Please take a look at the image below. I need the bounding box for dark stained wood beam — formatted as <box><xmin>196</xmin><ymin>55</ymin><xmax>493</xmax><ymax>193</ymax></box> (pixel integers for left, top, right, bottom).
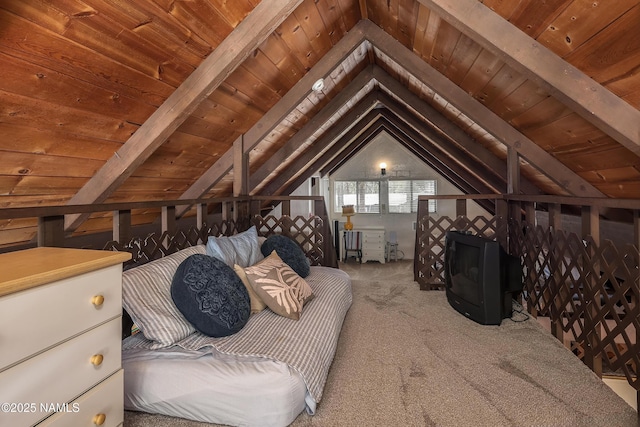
<box><xmin>321</xmin><ymin>120</ymin><xmax>387</xmax><ymax>177</ymax></box>
<box><xmin>233</xmin><ymin>135</ymin><xmax>249</xmax><ymax>196</ymax></box>
<box><xmin>360</xmin><ymin>20</ymin><xmax>605</xmax><ymax>197</ymax></box>
<box><xmin>65</xmin><ymin>0</ymin><xmax>304</xmax><ymax>231</ymax></box>
<box><xmin>315</xmin><ymin>109</ymin><xmax>387</xmax><ymax>177</ymax></box>
<box><xmin>174</xmin><ymin>20</ymin><xmax>372</xmax><ymax>215</ymax></box>
<box><xmin>257</xmin><ymin>94</ymin><xmax>383</xmax><ymax>195</ymax></box>
<box><xmin>418</xmin><ymin>0</ymin><xmax>640</xmax><ymax>155</ymax></box>
<box><xmin>372</xmin><ymin>67</ymin><xmax>508</xmax><ymax>180</ymax></box>
<box><xmin>260</xmin><ymin>91</ymin><xmax>499</xmax><ymax>203</ymax></box>
<box><xmin>249</xmin><ymin>66</ymin><xmax>375</xmax><ymax>191</ymax></box>
<box><xmin>275</xmin><ymin>114</ymin><xmax>499</xmax><ymax>214</ymax></box>
<box><xmin>371</xmin><ymin>66</ymin><xmax>542</xmax><ymax>195</ymax></box>
<box><xmin>378</xmin><ymin>118</ymin><xmax>500</xmax><ymax>206</ymax></box>
<box><xmin>375</xmin><ymin>107</ymin><xmax>504</xmax><ymax>193</ymax></box>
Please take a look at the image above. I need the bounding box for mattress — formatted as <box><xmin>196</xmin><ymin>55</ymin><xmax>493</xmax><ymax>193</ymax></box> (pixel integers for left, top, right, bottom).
<box><xmin>123</xmin><ymin>345</ymin><xmax>313</xmax><ymax>427</ymax></box>
<box><xmin>122</xmin><ymin>266</ymin><xmax>352</xmax><ymax>426</ymax></box>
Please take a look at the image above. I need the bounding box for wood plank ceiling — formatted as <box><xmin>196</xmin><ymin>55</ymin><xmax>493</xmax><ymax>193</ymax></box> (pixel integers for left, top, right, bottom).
<box><xmin>0</xmin><ymin>0</ymin><xmax>639</xmax><ymax>245</ymax></box>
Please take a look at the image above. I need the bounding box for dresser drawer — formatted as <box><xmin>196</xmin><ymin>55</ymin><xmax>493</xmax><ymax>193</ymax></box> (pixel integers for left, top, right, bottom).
<box><xmin>0</xmin><ymin>264</ymin><xmax>122</xmax><ymax>371</ymax></box>
<box><xmin>362</xmin><ymin>231</ymin><xmax>385</xmax><ymax>242</ymax></box>
<box><xmin>362</xmin><ymin>249</ymin><xmax>385</xmax><ymax>258</ymax></box>
<box><xmin>0</xmin><ymin>319</ymin><xmax>121</xmax><ymax>427</ymax></box>
<box><xmin>39</xmin><ymin>369</ymin><xmax>124</xmax><ymax>427</ymax></box>
<box><xmin>363</xmin><ymin>242</ymin><xmax>385</xmax><ymax>251</ymax></box>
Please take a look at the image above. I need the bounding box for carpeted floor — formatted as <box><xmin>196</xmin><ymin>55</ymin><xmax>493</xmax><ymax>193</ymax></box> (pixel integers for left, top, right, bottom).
<box><xmin>125</xmin><ymin>260</ymin><xmax>637</xmax><ymax>427</ymax></box>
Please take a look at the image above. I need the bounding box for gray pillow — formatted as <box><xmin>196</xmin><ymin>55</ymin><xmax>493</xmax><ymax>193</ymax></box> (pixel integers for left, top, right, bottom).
<box><xmin>171</xmin><ymin>254</ymin><xmax>250</xmax><ymax>337</ymax></box>
<box><xmin>261</xmin><ymin>234</ymin><xmax>310</xmax><ymax>278</ymax></box>
<box><xmin>206</xmin><ymin>226</ymin><xmax>263</xmax><ymax>268</ymax></box>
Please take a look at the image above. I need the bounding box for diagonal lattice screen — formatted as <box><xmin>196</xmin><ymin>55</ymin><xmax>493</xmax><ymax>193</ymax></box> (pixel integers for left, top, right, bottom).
<box><xmin>415</xmin><ymin>202</ymin><xmax>640</xmax><ymax>391</ymax></box>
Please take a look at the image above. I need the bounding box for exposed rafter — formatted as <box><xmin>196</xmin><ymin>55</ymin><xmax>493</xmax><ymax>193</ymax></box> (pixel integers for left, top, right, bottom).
<box><xmin>175</xmin><ymin>24</ymin><xmax>371</xmax><ymax>216</ymax></box>
<box><xmin>64</xmin><ymin>0</ymin><xmax>304</xmax><ymax>231</ymax></box>
<box><xmin>67</xmin><ymin>8</ymin><xmax>622</xmax><ymax>231</ymax></box>
<box><xmin>371</xmin><ymin>67</ymin><xmax>542</xmax><ymax>196</ymax></box>
<box><xmin>249</xmin><ymin>66</ymin><xmax>375</xmax><ymax>192</ymax></box>
<box><xmin>362</xmin><ymin>20</ymin><xmax>605</xmax><ymax>197</ymax></box>
<box><xmin>418</xmin><ymin>0</ymin><xmax>640</xmax><ymax>154</ymax></box>
<box><xmin>254</xmin><ymin>21</ymin><xmax>604</xmax><ymax>200</ymax></box>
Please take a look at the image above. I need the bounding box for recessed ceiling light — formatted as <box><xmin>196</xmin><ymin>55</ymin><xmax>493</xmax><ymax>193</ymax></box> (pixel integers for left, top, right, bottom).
<box><xmin>312</xmin><ymin>79</ymin><xmax>324</xmax><ymax>92</ymax></box>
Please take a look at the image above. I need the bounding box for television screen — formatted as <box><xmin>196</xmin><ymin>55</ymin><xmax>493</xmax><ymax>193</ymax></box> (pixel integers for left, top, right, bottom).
<box><xmin>448</xmin><ymin>243</ymin><xmax>481</xmax><ymax>306</ymax></box>
<box><xmin>444</xmin><ymin>230</ymin><xmax>522</xmax><ymax>325</ymax></box>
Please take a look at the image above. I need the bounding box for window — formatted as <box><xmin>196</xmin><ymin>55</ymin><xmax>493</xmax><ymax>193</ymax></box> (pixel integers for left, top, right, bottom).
<box><xmin>388</xmin><ymin>179</ymin><xmax>437</xmax><ymax>213</ymax></box>
<box><xmin>334</xmin><ymin>180</ymin><xmax>380</xmax><ymax>213</ymax></box>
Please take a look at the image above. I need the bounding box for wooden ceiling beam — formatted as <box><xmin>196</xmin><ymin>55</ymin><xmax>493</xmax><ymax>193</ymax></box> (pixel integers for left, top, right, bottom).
<box><xmin>375</xmin><ymin>106</ymin><xmax>504</xmax><ymax>194</ymax></box>
<box><xmin>265</xmin><ymin>96</ymin><xmax>498</xmax><ymax>205</ymax></box>
<box><xmin>275</xmin><ymin>113</ymin><xmax>498</xmax><ymax>214</ymax></box>
<box><xmin>256</xmin><ymin>93</ymin><xmax>382</xmax><ymax>196</ymax></box>
<box><xmin>361</xmin><ymin>20</ymin><xmax>605</xmax><ymax>197</ymax></box>
<box><xmin>175</xmin><ymin>20</ymin><xmax>372</xmax><ymax>216</ymax></box>
<box><xmin>249</xmin><ymin>66</ymin><xmax>375</xmax><ymax>191</ymax></box>
<box><xmin>64</xmin><ymin>0</ymin><xmax>304</xmax><ymax>231</ymax></box>
<box><xmin>320</xmin><ymin>119</ymin><xmax>387</xmax><ymax>177</ymax></box>
<box><xmin>270</xmin><ymin>121</ymin><xmax>390</xmax><ymax>204</ymax></box>
<box><xmin>418</xmin><ymin>0</ymin><xmax>640</xmax><ymax>155</ymax></box>
<box><xmin>371</xmin><ymin>66</ymin><xmax>542</xmax><ymax>195</ymax></box>
<box><xmin>312</xmin><ymin>108</ymin><xmax>389</xmax><ymax>178</ymax></box>
<box><xmin>377</xmin><ymin>116</ymin><xmax>500</xmax><ymax>204</ymax></box>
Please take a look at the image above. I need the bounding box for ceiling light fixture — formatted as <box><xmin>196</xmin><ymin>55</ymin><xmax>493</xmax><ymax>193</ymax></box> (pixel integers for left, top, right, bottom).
<box><xmin>312</xmin><ymin>79</ymin><xmax>325</xmax><ymax>93</ymax></box>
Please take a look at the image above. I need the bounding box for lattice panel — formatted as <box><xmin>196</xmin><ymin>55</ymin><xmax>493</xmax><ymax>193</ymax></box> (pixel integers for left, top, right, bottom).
<box><xmin>414</xmin><ymin>202</ymin><xmax>640</xmax><ymax>391</ymax></box>
<box><xmin>104</xmin><ymin>219</ymin><xmax>246</xmax><ymax>268</ymax></box>
<box><xmin>414</xmin><ymin>214</ymin><xmax>505</xmax><ymax>290</ymax></box>
<box><xmin>252</xmin><ymin>215</ymin><xmax>327</xmax><ymax>266</ymax></box>
<box><xmin>105</xmin><ymin>215</ymin><xmax>332</xmax><ymax>269</ymax></box>
<box><xmin>511</xmin><ymin>220</ymin><xmax>640</xmax><ymax>389</ymax></box>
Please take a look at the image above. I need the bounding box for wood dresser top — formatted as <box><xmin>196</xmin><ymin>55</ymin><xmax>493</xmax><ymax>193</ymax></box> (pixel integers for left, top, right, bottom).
<box><xmin>0</xmin><ymin>247</ymin><xmax>131</xmax><ymax>297</ymax></box>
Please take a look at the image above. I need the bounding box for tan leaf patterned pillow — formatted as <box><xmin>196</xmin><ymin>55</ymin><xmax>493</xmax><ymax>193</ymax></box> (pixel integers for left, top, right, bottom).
<box><xmin>243</xmin><ymin>250</ymin><xmax>314</xmax><ymax>320</ymax></box>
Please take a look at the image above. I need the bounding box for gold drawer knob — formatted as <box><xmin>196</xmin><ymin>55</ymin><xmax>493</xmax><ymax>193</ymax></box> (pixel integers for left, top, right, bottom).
<box><xmin>92</xmin><ymin>413</ymin><xmax>106</xmax><ymax>425</ymax></box>
<box><xmin>91</xmin><ymin>295</ymin><xmax>105</xmax><ymax>307</ymax></box>
<box><xmin>90</xmin><ymin>354</ymin><xmax>104</xmax><ymax>366</ymax></box>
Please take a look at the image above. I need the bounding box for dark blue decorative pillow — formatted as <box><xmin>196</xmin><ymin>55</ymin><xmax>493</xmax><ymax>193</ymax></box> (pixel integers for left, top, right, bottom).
<box><xmin>171</xmin><ymin>254</ymin><xmax>250</xmax><ymax>338</ymax></box>
<box><xmin>261</xmin><ymin>235</ymin><xmax>310</xmax><ymax>278</ymax></box>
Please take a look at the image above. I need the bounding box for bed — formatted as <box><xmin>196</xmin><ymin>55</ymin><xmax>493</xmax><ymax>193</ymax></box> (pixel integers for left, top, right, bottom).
<box><xmin>120</xmin><ymin>234</ymin><xmax>352</xmax><ymax>427</ymax></box>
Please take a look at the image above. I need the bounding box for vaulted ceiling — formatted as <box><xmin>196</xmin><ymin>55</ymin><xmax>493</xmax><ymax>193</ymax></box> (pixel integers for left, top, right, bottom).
<box><xmin>1</xmin><ymin>0</ymin><xmax>639</xmax><ymax>242</ymax></box>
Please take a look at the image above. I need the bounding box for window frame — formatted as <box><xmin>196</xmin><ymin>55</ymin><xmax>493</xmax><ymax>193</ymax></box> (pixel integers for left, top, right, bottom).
<box><xmin>333</xmin><ymin>180</ymin><xmax>381</xmax><ymax>214</ymax></box>
<box><xmin>387</xmin><ymin>179</ymin><xmax>437</xmax><ymax>214</ymax></box>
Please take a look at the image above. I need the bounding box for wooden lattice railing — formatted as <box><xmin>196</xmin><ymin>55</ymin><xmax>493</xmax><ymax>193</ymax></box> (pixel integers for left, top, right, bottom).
<box><xmin>104</xmin><ymin>213</ymin><xmax>333</xmax><ymax>270</ymax></box>
<box><xmin>511</xmin><ymin>219</ymin><xmax>640</xmax><ymax>388</ymax></box>
<box><xmin>414</xmin><ymin>194</ymin><xmax>640</xmax><ymax>400</ymax></box>
<box><xmin>0</xmin><ymin>196</ymin><xmax>337</xmax><ymax>269</ymax></box>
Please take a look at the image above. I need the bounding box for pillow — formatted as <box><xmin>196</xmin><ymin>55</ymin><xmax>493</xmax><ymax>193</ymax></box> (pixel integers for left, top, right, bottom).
<box><xmin>206</xmin><ymin>226</ymin><xmax>262</xmax><ymax>268</ymax></box>
<box><xmin>122</xmin><ymin>245</ymin><xmax>206</xmax><ymax>348</ymax></box>
<box><xmin>244</xmin><ymin>251</ymin><xmax>314</xmax><ymax>320</ymax></box>
<box><xmin>171</xmin><ymin>254</ymin><xmax>250</xmax><ymax>337</ymax></box>
<box><xmin>261</xmin><ymin>234</ymin><xmax>310</xmax><ymax>277</ymax></box>
<box><xmin>234</xmin><ymin>264</ymin><xmax>267</xmax><ymax>314</ymax></box>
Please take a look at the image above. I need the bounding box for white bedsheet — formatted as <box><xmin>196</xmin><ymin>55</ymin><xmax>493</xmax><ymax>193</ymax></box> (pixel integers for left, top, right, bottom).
<box><xmin>123</xmin><ymin>345</ymin><xmax>313</xmax><ymax>427</ymax></box>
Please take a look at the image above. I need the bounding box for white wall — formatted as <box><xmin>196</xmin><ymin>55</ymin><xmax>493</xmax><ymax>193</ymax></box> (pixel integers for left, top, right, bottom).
<box><xmin>282</xmin><ymin>131</ymin><xmax>491</xmax><ymax>260</ymax></box>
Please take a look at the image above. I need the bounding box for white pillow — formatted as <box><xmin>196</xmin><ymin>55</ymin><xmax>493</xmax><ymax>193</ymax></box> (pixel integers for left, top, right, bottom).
<box><xmin>206</xmin><ymin>225</ymin><xmax>263</xmax><ymax>268</ymax></box>
<box><xmin>122</xmin><ymin>245</ymin><xmax>206</xmax><ymax>348</ymax></box>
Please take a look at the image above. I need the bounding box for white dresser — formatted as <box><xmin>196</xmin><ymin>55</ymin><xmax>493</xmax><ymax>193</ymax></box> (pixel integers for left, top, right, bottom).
<box><xmin>360</xmin><ymin>228</ymin><xmax>386</xmax><ymax>264</ymax></box>
<box><xmin>340</xmin><ymin>228</ymin><xmax>386</xmax><ymax>264</ymax></box>
<box><xmin>0</xmin><ymin>247</ymin><xmax>131</xmax><ymax>427</ymax></box>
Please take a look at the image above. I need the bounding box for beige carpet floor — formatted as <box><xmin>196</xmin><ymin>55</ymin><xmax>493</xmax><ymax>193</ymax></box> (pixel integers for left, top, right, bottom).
<box><xmin>125</xmin><ymin>260</ymin><xmax>637</xmax><ymax>427</ymax></box>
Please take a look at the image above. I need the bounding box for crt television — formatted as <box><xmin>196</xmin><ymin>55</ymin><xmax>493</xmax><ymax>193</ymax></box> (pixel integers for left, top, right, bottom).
<box><xmin>444</xmin><ymin>230</ymin><xmax>523</xmax><ymax>325</ymax></box>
